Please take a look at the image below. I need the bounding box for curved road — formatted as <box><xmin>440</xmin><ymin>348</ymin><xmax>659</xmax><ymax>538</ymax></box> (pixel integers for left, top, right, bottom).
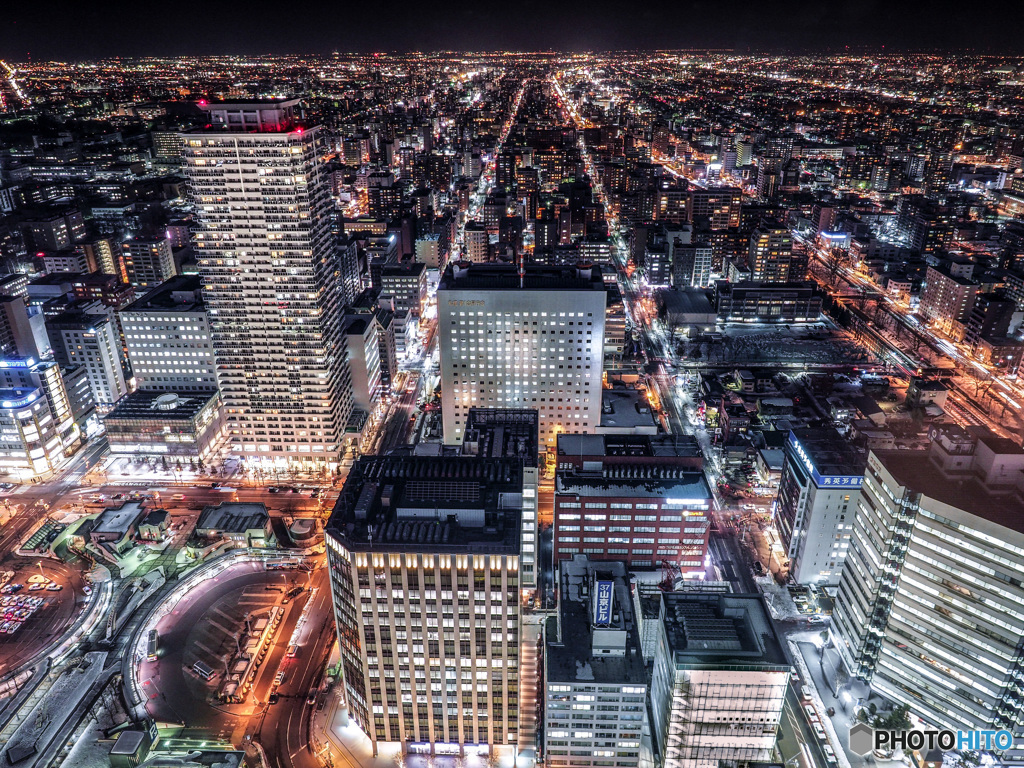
<box><xmin>139</xmin><ymin>561</ymin><xmax>316</xmax><ymax>748</ymax></box>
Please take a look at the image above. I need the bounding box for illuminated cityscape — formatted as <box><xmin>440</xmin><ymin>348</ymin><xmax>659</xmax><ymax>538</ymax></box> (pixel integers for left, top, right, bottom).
<box><xmin>0</xmin><ymin>38</ymin><xmax>1021</xmax><ymax>768</ymax></box>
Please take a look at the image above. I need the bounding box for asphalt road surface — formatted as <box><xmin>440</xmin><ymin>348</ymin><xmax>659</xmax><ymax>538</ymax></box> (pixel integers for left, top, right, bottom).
<box><xmin>141</xmin><ymin>561</ymin><xmax>314</xmax><ymax>746</ymax></box>
<box><xmin>257</xmin><ymin>568</ymin><xmax>335</xmax><ymax>768</ymax></box>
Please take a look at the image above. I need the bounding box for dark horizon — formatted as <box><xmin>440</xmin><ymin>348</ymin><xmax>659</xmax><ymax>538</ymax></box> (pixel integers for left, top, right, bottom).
<box><xmin>3</xmin><ymin>0</ymin><xmax>1024</xmax><ymax>62</ymax></box>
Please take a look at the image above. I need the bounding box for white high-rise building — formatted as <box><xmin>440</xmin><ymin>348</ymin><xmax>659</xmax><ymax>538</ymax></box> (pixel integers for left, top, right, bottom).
<box><xmin>119</xmin><ymin>275</ymin><xmax>217</xmax><ymax>392</ymax></box>
<box><xmin>438</xmin><ymin>263</ymin><xmax>606</xmax><ymax>448</ymax></box>
<box><xmin>46</xmin><ymin>312</ymin><xmax>128</xmax><ymax>412</ymax></box>
<box><xmin>181</xmin><ymin>99</ymin><xmax>354</xmax><ymax>466</ymax></box>
<box><xmin>833</xmin><ymin>425</ymin><xmax>1024</xmax><ymax>751</ymax></box>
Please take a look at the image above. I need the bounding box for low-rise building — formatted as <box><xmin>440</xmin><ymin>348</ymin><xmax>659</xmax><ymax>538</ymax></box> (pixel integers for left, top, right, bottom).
<box><xmin>715</xmin><ymin>281</ymin><xmax>822</xmax><ymax>323</ymax></box>
<box><xmin>102</xmin><ymin>390</ymin><xmax>223</xmax><ymax>459</ymax></box>
<box><xmin>195</xmin><ymin>502</ymin><xmax>275</xmax><ymax>548</ymax></box>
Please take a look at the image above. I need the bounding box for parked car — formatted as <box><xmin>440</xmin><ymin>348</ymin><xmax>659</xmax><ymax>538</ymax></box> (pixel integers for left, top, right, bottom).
<box><xmin>803</xmin><ymin>704</ymin><xmax>818</xmax><ymax>721</ymax></box>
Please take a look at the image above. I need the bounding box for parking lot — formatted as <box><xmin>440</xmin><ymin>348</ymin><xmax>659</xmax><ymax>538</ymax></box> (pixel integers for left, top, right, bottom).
<box><xmin>0</xmin><ymin>560</ymin><xmax>84</xmax><ymax>675</ymax></box>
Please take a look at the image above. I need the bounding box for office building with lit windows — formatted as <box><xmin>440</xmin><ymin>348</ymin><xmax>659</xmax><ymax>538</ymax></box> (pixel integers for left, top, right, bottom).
<box><xmin>650</xmin><ymin>593</ymin><xmax>791</xmax><ymax>768</ymax></box>
<box><xmin>832</xmin><ymin>425</ymin><xmax>1024</xmax><ymax>752</ymax></box>
<box><xmin>181</xmin><ymin>99</ymin><xmax>354</xmax><ymax>466</ymax></box>
<box><xmin>438</xmin><ymin>263</ymin><xmax>606</xmax><ymax>449</ymax></box>
<box><xmin>544</xmin><ymin>556</ymin><xmax>648</xmax><ymax>768</ymax></box>
<box><xmin>46</xmin><ymin>312</ymin><xmax>128</xmax><ymax>411</ymax></box>
<box><xmin>325</xmin><ymin>455</ymin><xmax>524</xmax><ymax>759</ymax></box>
<box><xmin>119</xmin><ymin>275</ymin><xmax>217</xmax><ymax>392</ymax></box>
<box><xmin>776</xmin><ymin>428</ymin><xmax>866</xmax><ymax>586</ymax></box>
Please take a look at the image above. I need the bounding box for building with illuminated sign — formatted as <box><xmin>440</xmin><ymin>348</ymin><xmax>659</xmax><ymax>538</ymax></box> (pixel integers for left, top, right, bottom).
<box><xmin>650</xmin><ymin>593</ymin><xmax>791</xmax><ymax>768</ymax></box>
<box><xmin>0</xmin><ymin>385</ymin><xmax>67</xmax><ymax>479</ymax></box>
<box><xmin>544</xmin><ymin>556</ymin><xmax>648</xmax><ymax>768</ymax></box>
<box><xmin>325</xmin><ymin>454</ymin><xmax>524</xmax><ymax>759</ymax></box>
<box><xmin>776</xmin><ymin>427</ymin><xmax>866</xmax><ymax>586</ymax></box>
<box><xmin>554</xmin><ymin>462</ymin><xmax>712</xmax><ymax>575</ymax></box>
<box><xmin>832</xmin><ymin>425</ymin><xmax>1024</xmax><ymax>746</ymax></box>
<box><xmin>438</xmin><ymin>263</ymin><xmax>606</xmax><ymax>448</ymax></box>
<box><xmin>181</xmin><ymin>99</ymin><xmax>356</xmax><ymax>467</ymax></box>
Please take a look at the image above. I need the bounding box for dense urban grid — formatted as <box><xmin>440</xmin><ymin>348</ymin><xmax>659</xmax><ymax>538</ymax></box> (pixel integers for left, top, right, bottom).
<box><xmin>0</xmin><ymin>50</ymin><xmax>1019</xmax><ymax>768</ymax></box>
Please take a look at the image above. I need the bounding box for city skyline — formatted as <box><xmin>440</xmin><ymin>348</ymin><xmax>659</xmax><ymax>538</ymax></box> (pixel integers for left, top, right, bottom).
<box><xmin>2</xmin><ymin>1</ymin><xmax>1024</xmax><ymax>60</ymax></box>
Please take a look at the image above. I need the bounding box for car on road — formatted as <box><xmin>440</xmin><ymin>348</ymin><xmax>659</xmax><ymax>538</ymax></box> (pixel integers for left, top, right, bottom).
<box><xmin>307</xmin><ymin>689</ymin><xmax>318</xmax><ymax>705</ymax></box>
<box><xmin>83</xmin><ymin>585</ymin><xmax>92</xmax><ymax>595</ymax></box>
<box><xmin>268</xmin><ymin>692</ymin><xmax>280</xmax><ymax>704</ymax></box>
<box><xmin>268</xmin><ymin>487</ymin><xmax>280</xmax><ymax>493</ymax></box>
<box><xmin>273</xmin><ymin>671</ymin><xmax>286</xmax><ymax>686</ymax></box>
<box><xmin>309</xmin><ymin>489</ymin><xmax>320</xmax><ymax>498</ymax></box>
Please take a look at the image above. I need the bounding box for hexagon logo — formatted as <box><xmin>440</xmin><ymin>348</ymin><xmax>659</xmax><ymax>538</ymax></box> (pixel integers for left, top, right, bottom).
<box><xmin>849</xmin><ymin>722</ymin><xmax>875</xmax><ymax>756</ymax></box>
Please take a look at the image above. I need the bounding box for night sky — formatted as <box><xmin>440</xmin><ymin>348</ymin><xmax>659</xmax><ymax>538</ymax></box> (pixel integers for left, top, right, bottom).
<box><xmin>1</xmin><ymin>0</ymin><xmax>1023</xmax><ymax>60</ymax></box>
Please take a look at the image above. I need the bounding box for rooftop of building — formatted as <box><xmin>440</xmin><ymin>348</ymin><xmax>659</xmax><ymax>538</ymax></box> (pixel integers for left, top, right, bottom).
<box><xmin>717</xmin><ymin>280</ymin><xmax>820</xmax><ymax>295</ymax></box>
<box><xmin>121</xmin><ymin>274</ymin><xmax>204</xmax><ymax>314</ymax></box>
<box><xmin>788</xmin><ymin>426</ymin><xmax>867</xmax><ymax>476</ymax></box>
<box><xmin>325</xmin><ymin>455</ymin><xmax>524</xmax><ymax>555</ymax></box>
<box><xmin>546</xmin><ymin>557</ymin><xmax>646</xmax><ymax>685</ymax></box>
<box><xmin>599</xmin><ymin>388</ymin><xmax>659</xmax><ymax>431</ymax></box>
<box><xmin>102</xmin><ymin>390</ymin><xmax>218</xmax><ymax>422</ymax></box>
<box><xmin>439</xmin><ymin>262</ymin><xmax>605</xmax><ymax>293</ymax></box>
<box><xmin>657</xmin><ymin>287</ymin><xmax>716</xmax><ymax>318</ymax></box>
<box><xmin>381</xmin><ymin>261</ymin><xmax>427</xmax><ymax>277</ymax></box>
<box><xmin>556</xmin><ymin>470</ymin><xmax>711</xmax><ymax>499</ymax></box>
<box><xmin>556</xmin><ymin>432</ymin><xmax>702</xmax><ymax>460</ymax></box>
<box><xmin>93</xmin><ymin>501</ymin><xmax>147</xmax><ymax>536</ymax></box>
<box><xmin>462</xmin><ymin>408</ymin><xmax>539</xmax><ymax>467</ymax></box>
<box><xmin>876</xmin><ymin>433</ymin><xmax>1024</xmax><ymax>534</ymax></box>
<box><xmin>660</xmin><ymin>592</ymin><xmax>790</xmax><ymax>669</ymax></box>
<box><xmin>197</xmin><ymin>502</ymin><xmax>269</xmax><ymax>533</ymax></box>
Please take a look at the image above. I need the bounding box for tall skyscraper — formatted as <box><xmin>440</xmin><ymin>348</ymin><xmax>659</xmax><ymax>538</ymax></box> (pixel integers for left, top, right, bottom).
<box><xmin>325</xmin><ymin>455</ymin><xmax>524</xmax><ymax>758</ymax></box>
<box><xmin>181</xmin><ymin>99</ymin><xmax>353</xmax><ymax>466</ymax></box>
<box><xmin>438</xmin><ymin>263</ymin><xmax>606</xmax><ymax>448</ymax></box>
<box><xmin>833</xmin><ymin>425</ymin><xmax>1024</xmax><ymax>744</ymax></box>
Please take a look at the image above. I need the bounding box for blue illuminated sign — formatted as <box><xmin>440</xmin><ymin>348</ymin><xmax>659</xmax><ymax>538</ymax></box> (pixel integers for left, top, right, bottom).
<box><xmin>594</xmin><ymin>581</ymin><xmax>614</xmax><ymax>626</ymax></box>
